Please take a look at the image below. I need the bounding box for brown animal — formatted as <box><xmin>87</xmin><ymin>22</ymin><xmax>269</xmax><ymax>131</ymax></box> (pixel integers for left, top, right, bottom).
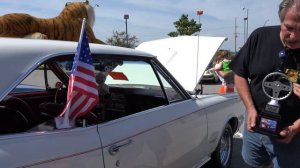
<box><xmin>0</xmin><ymin>1</ymin><xmax>104</xmax><ymax>44</ymax></box>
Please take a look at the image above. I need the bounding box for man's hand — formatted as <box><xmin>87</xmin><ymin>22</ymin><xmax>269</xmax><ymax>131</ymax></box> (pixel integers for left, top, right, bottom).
<box><xmin>234</xmin><ymin>75</ymin><xmax>257</xmax><ymax>132</ymax></box>
<box><xmin>247</xmin><ymin>108</ymin><xmax>257</xmax><ymax>132</ymax></box>
<box><xmin>279</xmin><ymin>119</ymin><xmax>300</xmax><ymax>143</ymax></box>
<box><xmin>293</xmin><ymin>83</ymin><xmax>300</xmax><ymax>98</ymax></box>
<box><xmin>279</xmin><ymin>126</ymin><xmax>296</xmax><ymax>143</ymax></box>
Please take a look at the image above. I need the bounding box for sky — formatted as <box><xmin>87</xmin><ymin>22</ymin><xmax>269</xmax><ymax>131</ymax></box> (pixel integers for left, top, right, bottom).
<box><xmin>0</xmin><ymin>0</ymin><xmax>282</xmax><ymax>52</ymax></box>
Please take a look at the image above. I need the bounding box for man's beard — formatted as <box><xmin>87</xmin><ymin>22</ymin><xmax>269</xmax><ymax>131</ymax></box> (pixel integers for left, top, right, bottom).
<box><xmin>283</xmin><ymin>39</ymin><xmax>300</xmax><ymax>49</ymax></box>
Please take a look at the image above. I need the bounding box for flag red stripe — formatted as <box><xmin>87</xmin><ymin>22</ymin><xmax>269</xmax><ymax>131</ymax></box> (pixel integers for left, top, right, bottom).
<box><xmin>70</xmin><ymin>96</ymin><xmax>90</xmax><ymax>119</ymax></box>
<box><xmin>74</xmin><ymin>76</ymin><xmax>97</xmax><ymax>88</ymax></box>
<box><xmin>70</xmin><ymin>96</ymin><xmax>98</xmax><ymax>119</ymax></box>
<box><xmin>69</xmin><ymin>92</ymin><xmax>82</xmax><ymax>115</ymax></box>
<box><xmin>77</xmin><ymin>66</ymin><xmax>95</xmax><ymax>77</ymax></box>
<box><xmin>78</xmin><ymin>100</ymin><xmax>98</xmax><ymax>118</ymax></box>
<box><xmin>71</xmin><ymin>99</ymin><xmax>98</xmax><ymax>119</ymax></box>
<box><xmin>73</xmin><ymin>86</ymin><xmax>98</xmax><ymax>99</ymax></box>
<box><xmin>70</xmin><ymin>91</ymin><xmax>81</xmax><ymax>107</ymax></box>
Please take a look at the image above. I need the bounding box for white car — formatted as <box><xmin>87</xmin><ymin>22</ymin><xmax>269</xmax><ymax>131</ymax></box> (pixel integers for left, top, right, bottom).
<box><xmin>202</xmin><ymin>66</ymin><xmax>220</xmax><ymax>83</ymax></box>
<box><xmin>0</xmin><ymin>38</ymin><xmax>244</xmax><ymax>168</ymax></box>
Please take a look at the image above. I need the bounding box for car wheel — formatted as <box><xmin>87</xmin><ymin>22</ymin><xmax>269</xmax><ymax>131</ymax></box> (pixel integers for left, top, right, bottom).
<box><xmin>211</xmin><ymin>123</ymin><xmax>233</xmax><ymax>168</ymax></box>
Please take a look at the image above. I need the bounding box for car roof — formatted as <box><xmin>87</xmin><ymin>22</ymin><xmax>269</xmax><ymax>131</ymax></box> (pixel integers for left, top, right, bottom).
<box><xmin>0</xmin><ymin>38</ymin><xmax>154</xmax><ymax>100</ymax></box>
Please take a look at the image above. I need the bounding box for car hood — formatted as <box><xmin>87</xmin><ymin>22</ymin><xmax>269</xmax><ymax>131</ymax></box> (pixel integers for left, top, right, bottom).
<box><xmin>136</xmin><ymin>36</ymin><xmax>226</xmax><ymax>92</ymax></box>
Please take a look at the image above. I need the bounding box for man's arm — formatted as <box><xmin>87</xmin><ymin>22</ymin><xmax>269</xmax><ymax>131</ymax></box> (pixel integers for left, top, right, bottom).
<box><xmin>234</xmin><ymin>74</ymin><xmax>257</xmax><ymax>131</ymax></box>
<box><xmin>217</xmin><ymin>70</ymin><xmax>234</xmax><ymax>78</ymax></box>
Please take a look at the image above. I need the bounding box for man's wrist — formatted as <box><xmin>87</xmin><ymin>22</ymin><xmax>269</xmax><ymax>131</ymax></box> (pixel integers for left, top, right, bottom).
<box><xmin>291</xmin><ymin>119</ymin><xmax>300</xmax><ymax>133</ymax></box>
<box><xmin>246</xmin><ymin>104</ymin><xmax>256</xmax><ymax>113</ymax></box>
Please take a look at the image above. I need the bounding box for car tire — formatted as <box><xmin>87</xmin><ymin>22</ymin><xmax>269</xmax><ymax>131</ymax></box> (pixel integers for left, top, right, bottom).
<box><xmin>211</xmin><ymin>123</ymin><xmax>233</xmax><ymax>168</ymax></box>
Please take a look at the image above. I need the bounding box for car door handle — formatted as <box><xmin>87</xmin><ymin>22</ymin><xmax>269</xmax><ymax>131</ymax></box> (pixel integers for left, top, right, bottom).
<box><xmin>108</xmin><ymin>139</ymin><xmax>133</xmax><ymax>155</ymax></box>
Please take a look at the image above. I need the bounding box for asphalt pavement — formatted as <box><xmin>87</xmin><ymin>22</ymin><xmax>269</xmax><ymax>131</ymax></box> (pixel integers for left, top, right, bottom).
<box><xmin>201</xmin><ymin>81</ymin><xmax>251</xmax><ymax>168</ymax></box>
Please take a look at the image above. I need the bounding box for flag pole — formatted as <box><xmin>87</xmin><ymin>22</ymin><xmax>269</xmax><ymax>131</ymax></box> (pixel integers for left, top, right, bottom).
<box><xmin>55</xmin><ymin>18</ymin><xmax>87</xmax><ymax>129</ymax></box>
<box><xmin>78</xmin><ymin>18</ymin><xmax>87</xmax><ymax>51</ymax></box>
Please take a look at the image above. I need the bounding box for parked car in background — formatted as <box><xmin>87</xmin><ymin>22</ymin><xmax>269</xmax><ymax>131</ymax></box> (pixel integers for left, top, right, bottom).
<box><xmin>0</xmin><ymin>38</ymin><xmax>244</xmax><ymax>168</ymax></box>
<box><xmin>202</xmin><ymin>64</ymin><xmax>220</xmax><ymax>83</ymax></box>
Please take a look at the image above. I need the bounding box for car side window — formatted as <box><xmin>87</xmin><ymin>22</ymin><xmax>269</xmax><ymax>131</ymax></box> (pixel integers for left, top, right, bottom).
<box><xmin>105</xmin><ymin>61</ymin><xmax>161</xmax><ymax>86</ymax></box>
<box><xmin>157</xmin><ymin>72</ymin><xmax>184</xmax><ymax>102</ymax></box>
<box><xmin>93</xmin><ymin>59</ymin><xmax>167</xmax><ymax>121</ymax></box>
<box><xmin>13</xmin><ymin>65</ymin><xmax>62</xmax><ymax>93</ymax></box>
<box><xmin>0</xmin><ymin>55</ymin><xmax>187</xmax><ymax>135</ymax></box>
<box><xmin>0</xmin><ymin>62</ymin><xmax>67</xmax><ymax>135</ymax></box>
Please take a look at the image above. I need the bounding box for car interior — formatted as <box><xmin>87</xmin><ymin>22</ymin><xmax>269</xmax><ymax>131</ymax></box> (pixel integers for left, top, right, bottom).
<box><xmin>0</xmin><ymin>54</ymin><xmax>186</xmax><ymax>135</ymax></box>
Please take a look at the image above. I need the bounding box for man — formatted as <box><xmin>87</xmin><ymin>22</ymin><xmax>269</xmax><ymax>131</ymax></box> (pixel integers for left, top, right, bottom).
<box><xmin>229</xmin><ymin>0</ymin><xmax>300</xmax><ymax>167</ymax></box>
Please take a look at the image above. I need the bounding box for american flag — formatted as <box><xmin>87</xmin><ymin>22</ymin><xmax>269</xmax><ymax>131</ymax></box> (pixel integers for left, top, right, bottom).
<box><xmin>55</xmin><ymin>18</ymin><xmax>99</xmax><ymax>128</ymax></box>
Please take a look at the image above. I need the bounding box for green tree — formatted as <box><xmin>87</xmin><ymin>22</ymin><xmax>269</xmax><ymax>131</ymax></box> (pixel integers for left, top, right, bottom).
<box><xmin>168</xmin><ymin>14</ymin><xmax>201</xmax><ymax>37</ymax></box>
<box><xmin>106</xmin><ymin>31</ymin><xmax>139</xmax><ymax>48</ymax></box>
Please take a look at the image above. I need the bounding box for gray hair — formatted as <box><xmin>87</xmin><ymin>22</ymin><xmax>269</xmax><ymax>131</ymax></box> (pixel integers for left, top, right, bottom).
<box><xmin>279</xmin><ymin>0</ymin><xmax>300</xmax><ymax>22</ymax></box>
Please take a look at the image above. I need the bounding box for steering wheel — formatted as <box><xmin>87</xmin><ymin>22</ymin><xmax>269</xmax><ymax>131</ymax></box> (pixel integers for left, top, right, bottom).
<box><xmin>2</xmin><ymin>96</ymin><xmax>37</xmax><ymax>127</ymax></box>
<box><xmin>53</xmin><ymin>80</ymin><xmax>101</xmax><ymax>124</ymax></box>
<box><xmin>262</xmin><ymin>72</ymin><xmax>293</xmax><ymax>100</ymax></box>
<box><xmin>54</xmin><ymin>80</ymin><xmax>68</xmax><ymax>104</ymax></box>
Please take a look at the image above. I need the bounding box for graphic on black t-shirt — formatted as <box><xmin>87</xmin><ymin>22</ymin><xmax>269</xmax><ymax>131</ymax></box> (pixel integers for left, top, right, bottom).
<box><xmin>285</xmin><ymin>68</ymin><xmax>300</xmax><ymax>83</ymax></box>
<box><xmin>281</xmin><ymin>48</ymin><xmax>300</xmax><ymax>83</ymax></box>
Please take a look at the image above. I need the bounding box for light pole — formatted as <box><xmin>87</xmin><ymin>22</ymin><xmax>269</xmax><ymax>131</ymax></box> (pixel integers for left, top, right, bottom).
<box><xmin>124</xmin><ymin>14</ymin><xmax>129</xmax><ymax>46</ymax></box>
<box><xmin>196</xmin><ymin>10</ymin><xmax>203</xmax><ymax>87</ymax></box>
<box><xmin>235</xmin><ymin>17</ymin><xmax>237</xmax><ymax>53</ymax></box>
<box><xmin>243</xmin><ymin>8</ymin><xmax>248</xmax><ymax>44</ymax></box>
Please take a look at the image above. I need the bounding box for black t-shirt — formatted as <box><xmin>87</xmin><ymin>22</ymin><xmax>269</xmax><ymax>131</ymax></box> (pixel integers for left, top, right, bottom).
<box><xmin>229</xmin><ymin>25</ymin><xmax>300</xmax><ymax>126</ymax></box>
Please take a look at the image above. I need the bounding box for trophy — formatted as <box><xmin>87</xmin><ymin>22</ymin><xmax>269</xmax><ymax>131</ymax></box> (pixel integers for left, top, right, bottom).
<box><xmin>255</xmin><ymin>71</ymin><xmax>293</xmax><ymax>137</ymax></box>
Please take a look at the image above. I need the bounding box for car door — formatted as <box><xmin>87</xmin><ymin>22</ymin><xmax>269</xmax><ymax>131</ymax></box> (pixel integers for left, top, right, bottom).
<box><xmin>0</xmin><ymin>126</ymin><xmax>104</xmax><ymax>168</ymax></box>
<box><xmin>98</xmin><ymin>59</ymin><xmax>208</xmax><ymax>168</ymax></box>
<box><xmin>0</xmin><ymin>56</ymin><xmax>105</xmax><ymax>168</ymax></box>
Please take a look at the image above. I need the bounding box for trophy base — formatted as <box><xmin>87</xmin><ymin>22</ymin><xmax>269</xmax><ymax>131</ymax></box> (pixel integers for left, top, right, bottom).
<box><xmin>254</xmin><ymin>114</ymin><xmax>282</xmax><ymax>138</ymax></box>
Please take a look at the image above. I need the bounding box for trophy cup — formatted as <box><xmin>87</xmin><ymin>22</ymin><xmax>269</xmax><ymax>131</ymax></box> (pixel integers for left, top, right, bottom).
<box><xmin>255</xmin><ymin>71</ymin><xmax>293</xmax><ymax>137</ymax></box>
